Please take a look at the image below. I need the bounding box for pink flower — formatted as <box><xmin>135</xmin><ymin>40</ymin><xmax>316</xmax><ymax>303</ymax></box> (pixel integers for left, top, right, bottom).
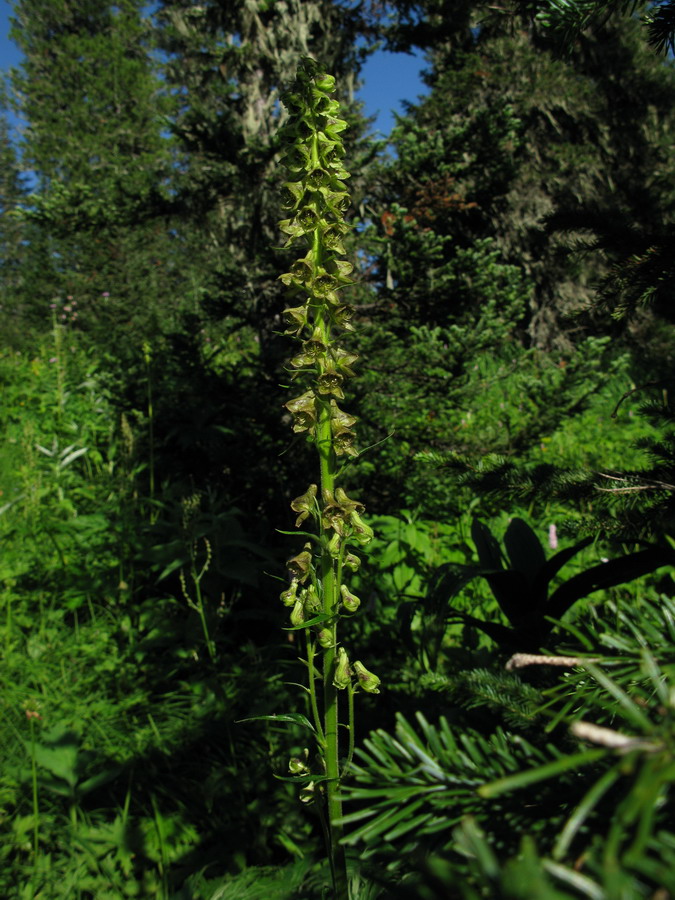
<box><xmin>548</xmin><ymin>524</ymin><xmax>558</xmax><ymax>550</ymax></box>
<box><xmin>102</xmin><ymin>291</ymin><xmax>110</xmax><ymax>297</ymax></box>
<box><xmin>49</xmin><ymin>357</ymin><xmax>57</xmax><ymax>363</ymax></box>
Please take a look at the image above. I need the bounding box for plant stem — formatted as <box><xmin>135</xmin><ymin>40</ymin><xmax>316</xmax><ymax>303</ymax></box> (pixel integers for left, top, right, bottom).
<box><xmin>143</xmin><ymin>343</ymin><xmax>156</xmax><ymax>523</ymax></box>
<box><xmin>316</xmin><ymin>396</ymin><xmax>348</xmax><ymax>897</ymax></box>
<box><xmin>306</xmin><ymin>633</ymin><xmax>326</xmax><ymax>746</ymax></box>
<box><xmin>344</xmin><ymin>682</ymin><xmax>355</xmax><ymax>778</ymax></box>
<box><xmin>192</xmin><ymin>568</ymin><xmax>216</xmax><ymax>663</ymax></box>
<box><xmin>29</xmin><ymin>716</ymin><xmax>39</xmax><ymax>857</ymax></box>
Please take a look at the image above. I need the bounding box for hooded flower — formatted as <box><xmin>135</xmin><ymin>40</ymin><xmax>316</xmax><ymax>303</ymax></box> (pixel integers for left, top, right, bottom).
<box><xmin>290</xmin><ymin>484</ymin><xmax>317</xmax><ymax>527</ymax></box>
<box><xmin>353</xmin><ymin>661</ymin><xmax>381</xmax><ymax>694</ymax></box>
<box><xmin>333</xmin><ymin>647</ymin><xmax>351</xmax><ymax>690</ymax></box>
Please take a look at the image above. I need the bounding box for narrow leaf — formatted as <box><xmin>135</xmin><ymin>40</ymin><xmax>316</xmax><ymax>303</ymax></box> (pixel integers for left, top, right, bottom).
<box><xmin>236</xmin><ymin>713</ymin><xmax>316</xmax><ymax>734</ymax></box>
<box><xmin>478</xmin><ymin>747</ymin><xmax>606</xmax><ymax>798</ymax></box>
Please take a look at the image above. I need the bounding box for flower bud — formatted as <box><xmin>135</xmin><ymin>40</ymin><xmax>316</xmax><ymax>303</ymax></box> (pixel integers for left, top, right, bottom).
<box><xmin>316</xmin><ymin>627</ymin><xmax>334</xmax><ymax>648</ymax></box>
<box><xmin>343</xmin><ymin>552</ymin><xmax>361</xmax><ymax>572</ymax></box>
<box><xmin>299</xmin><ymin>781</ymin><xmax>316</xmax><ymax>804</ymax></box>
<box><xmin>290</xmin><ymin>598</ymin><xmax>306</xmax><ymax>627</ymax></box>
<box><xmin>303</xmin><ymin>583</ymin><xmax>321</xmax><ymax>615</ymax></box>
<box><xmin>333</xmin><ymin>647</ymin><xmax>351</xmax><ymax>690</ymax></box>
<box><xmin>280</xmin><ymin>578</ymin><xmax>299</xmax><ymax>607</ymax></box>
<box><xmin>327</xmin><ymin>531</ymin><xmax>342</xmax><ymax>558</ymax></box>
<box><xmin>349</xmin><ymin>511</ymin><xmax>374</xmax><ymax>546</ymax></box>
<box><xmin>353</xmin><ymin>661</ymin><xmax>381</xmax><ymax>694</ymax></box>
<box><xmin>315</xmin><ymin>73</ymin><xmax>336</xmax><ymax>92</ymax></box>
<box><xmin>335</xmin><ymin>488</ymin><xmax>365</xmax><ymax>515</ymax></box>
<box><xmin>340</xmin><ymin>584</ymin><xmax>360</xmax><ymax>613</ymax></box>
<box><xmin>289</xmin><ymin>750</ymin><xmax>310</xmax><ymax>775</ymax></box>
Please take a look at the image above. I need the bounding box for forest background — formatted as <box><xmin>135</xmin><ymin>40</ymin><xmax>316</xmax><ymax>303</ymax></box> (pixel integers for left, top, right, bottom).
<box><xmin>1</xmin><ymin>0</ymin><xmax>675</xmax><ymax>897</ymax></box>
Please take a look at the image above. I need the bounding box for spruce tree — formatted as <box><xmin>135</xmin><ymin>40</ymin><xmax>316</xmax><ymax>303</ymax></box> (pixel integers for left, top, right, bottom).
<box><xmin>347</xmin><ymin>1</ymin><xmax>675</xmax><ymax>518</ymax></box>
<box><xmin>7</xmin><ymin>0</ymin><xmax>176</xmax><ymax>342</ymax></box>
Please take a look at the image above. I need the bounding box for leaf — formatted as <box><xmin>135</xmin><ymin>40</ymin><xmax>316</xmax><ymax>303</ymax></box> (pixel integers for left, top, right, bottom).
<box><xmin>483</xmin><ymin>569</ymin><xmax>533</xmax><ymax>626</ymax></box>
<box><xmin>503</xmin><ymin>518</ymin><xmax>546</xmax><ymax>584</ymax></box>
<box><xmin>273</xmin><ymin>772</ymin><xmax>332</xmax><ymax>785</ymax></box>
<box><xmin>546</xmin><ymin>545</ymin><xmax>675</xmax><ymax>620</ymax></box>
<box><xmin>531</xmin><ymin>537</ymin><xmax>593</xmax><ymax>603</ymax></box>
<box><xmin>282</xmin><ymin>613</ymin><xmax>332</xmax><ymax>630</ymax></box>
<box><xmin>583</xmin><ymin>663</ymin><xmax>654</xmax><ymax>732</ymax></box>
<box><xmin>236</xmin><ymin>713</ymin><xmax>316</xmax><ymax>734</ymax></box>
<box><xmin>471</xmin><ymin>519</ymin><xmax>503</xmax><ymax>570</ymax></box>
<box><xmin>78</xmin><ymin>764</ymin><xmax>124</xmax><ymax>796</ymax></box>
<box><xmin>478</xmin><ymin>747</ymin><xmax>606</xmax><ymax>799</ymax></box>
<box><xmin>553</xmin><ymin>764</ymin><xmax>622</xmax><ymax>860</ymax></box>
<box><xmin>28</xmin><ymin>728</ymin><xmax>81</xmax><ymax>789</ymax></box>
<box><xmin>59</xmin><ymin>446</ymin><xmax>88</xmax><ymax>468</ymax></box>
<box><xmin>156</xmin><ymin>556</ymin><xmax>189</xmax><ymax>582</ymax></box>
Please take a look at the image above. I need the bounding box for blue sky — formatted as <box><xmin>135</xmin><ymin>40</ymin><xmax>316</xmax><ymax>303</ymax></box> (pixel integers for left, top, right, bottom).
<box><xmin>0</xmin><ymin>0</ymin><xmax>428</xmax><ymax>139</ymax></box>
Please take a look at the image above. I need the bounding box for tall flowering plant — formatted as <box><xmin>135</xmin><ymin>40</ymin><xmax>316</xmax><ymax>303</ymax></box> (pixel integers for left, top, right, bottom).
<box><xmin>277</xmin><ymin>57</ymin><xmax>379</xmax><ymax>897</ymax></box>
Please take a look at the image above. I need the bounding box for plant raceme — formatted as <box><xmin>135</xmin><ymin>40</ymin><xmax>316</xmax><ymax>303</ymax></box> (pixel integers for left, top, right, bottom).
<box><xmin>277</xmin><ymin>58</ymin><xmax>379</xmax><ymax>897</ymax></box>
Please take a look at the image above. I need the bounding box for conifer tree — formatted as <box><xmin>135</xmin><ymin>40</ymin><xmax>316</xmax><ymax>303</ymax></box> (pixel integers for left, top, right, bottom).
<box><xmin>347</xmin><ymin>1</ymin><xmax>675</xmax><ymax>516</ymax></box>
<box><xmin>7</xmin><ymin>0</ymin><xmax>177</xmax><ymax>342</ymax></box>
<box><xmin>0</xmin><ymin>114</ymin><xmax>29</xmax><ymax>339</ymax></box>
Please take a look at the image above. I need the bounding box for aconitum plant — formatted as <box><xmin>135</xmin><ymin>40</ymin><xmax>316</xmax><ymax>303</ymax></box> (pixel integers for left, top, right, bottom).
<box><xmin>277</xmin><ymin>58</ymin><xmax>379</xmax><ymax>897</ymax></box>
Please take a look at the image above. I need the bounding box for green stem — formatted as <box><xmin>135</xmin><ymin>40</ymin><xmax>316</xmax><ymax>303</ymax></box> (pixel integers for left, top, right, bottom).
<box><xmin>192</xmin><ymin>568</ymin><xmax>216</xmax><ymax>663</ymax></box>
<box><xmin>343</xmin><ymin>681</ymin><xmax>355</xmax><ymax>778</ymax></box>
<box><xmin>144</xmin><ymin>346</ymin><xmax>156</xmax><ymax>524</ymax></box>
<box><xmin>316</xmin><ymin>397</ymin><xmax>348</xmax><ymax>898</ymax></box>
<box><xmin>29</xmin><ymin>716</ymin><xmax>39</xmax><ymax>857</ymax></box>
<box><xmin>5</xmin><ymin>588</ymin><xmax>11</xmax><ymax>655</ymax></box>
<box><xmin>306</xmin><ymin>634</ymin><xmax>326</xmax><ymax>746</ymax></box>
<box><xmin>52</xmin><ymin>310</ymin><xmax>65</xmax><ymax>417</ymax></box>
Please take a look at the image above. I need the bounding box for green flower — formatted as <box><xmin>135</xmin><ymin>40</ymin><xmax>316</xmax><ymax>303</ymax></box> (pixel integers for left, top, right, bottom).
<box><xmin>317</xmin><ymin>365</ymin><xmax>345</xmax><ymax>399</ymax></box>
<box><xmin>290</xmin><ymin>484</ymin><xmax>317</xmax><ymax>527</ymax></box>
<box><xmin>330</xmin><ymin>401</ymin><xmax>357</xmax><ymax>431</ymax></box>
<box><xmin>290</xmin><ymin>598</ymin><xmax>306</xmax><ymax>627</ymax></box>
<box><xmin>333</xmin><ymin>428</ymin><xmax>358</xmax><ymax>457</ymax></box>
<box><xmin>334</xmin><ymin>488</ymin><xmax>365</xmax><ymax>515</ymax></box>
<box><xmin>280</xmin><ymin>579</ymin><xmax>299</xmax><ymax>607</ymax></box>
<box><xmin>285</xmin><ymin>390</ymin><xmax>317</xmax><ymax>433</ymax></box>
<box><xmin>343</xmin><ymin>552</ymin><xmax>361</xmax><ymax>572</ymax></box>
<box><xmin>283</xmin><ymin>304</ymin><xmax>309</xmax><ymax>336</ymax></box>
<box><xmin>287</xmin><ymin>547</ymin><xmax>312</xmax><ymax>582</ymax></box>
<box><xmin>349</xmin><ymin>511</ymin><xmax>374</xmax><ymax>546</ymax></box>
<box><xmin>303</xmin><ymin>583</ymin><xmax>321</xmax><ymax>616</ymax></box>
<box><xmin>353</xmin><ymin>661</ymin><xmax>381</xmax><ymax>694</ymax></box>
<box><xmin>316</xmin><ymin>627</ymin><xmax>334</xmax><ymax>648</ymax></box>
<box><xmin>333</xmin><ymin>647</ymin><xmax>351</xmax><ymax>690</ymax></box>
<box><xmin>289</xmin><ymin>749</ymin><xmax>310</xmax><ymax>775</ymax></box>
<box><xmin>340</xmin><ymin>584</ymin><xmax>360</xmax><ymax>613</ymax></box>
<box><xmin>327</xmin><ymin>531</ymin><xmax>342</xmax><ymax>558</ymax></box>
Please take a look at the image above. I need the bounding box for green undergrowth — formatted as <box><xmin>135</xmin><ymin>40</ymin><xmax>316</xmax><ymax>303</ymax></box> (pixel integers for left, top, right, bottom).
<box><xmin>0</xmin><ymin>337</ymin><xmax>314</xmax><ymax>898</ymax></box>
